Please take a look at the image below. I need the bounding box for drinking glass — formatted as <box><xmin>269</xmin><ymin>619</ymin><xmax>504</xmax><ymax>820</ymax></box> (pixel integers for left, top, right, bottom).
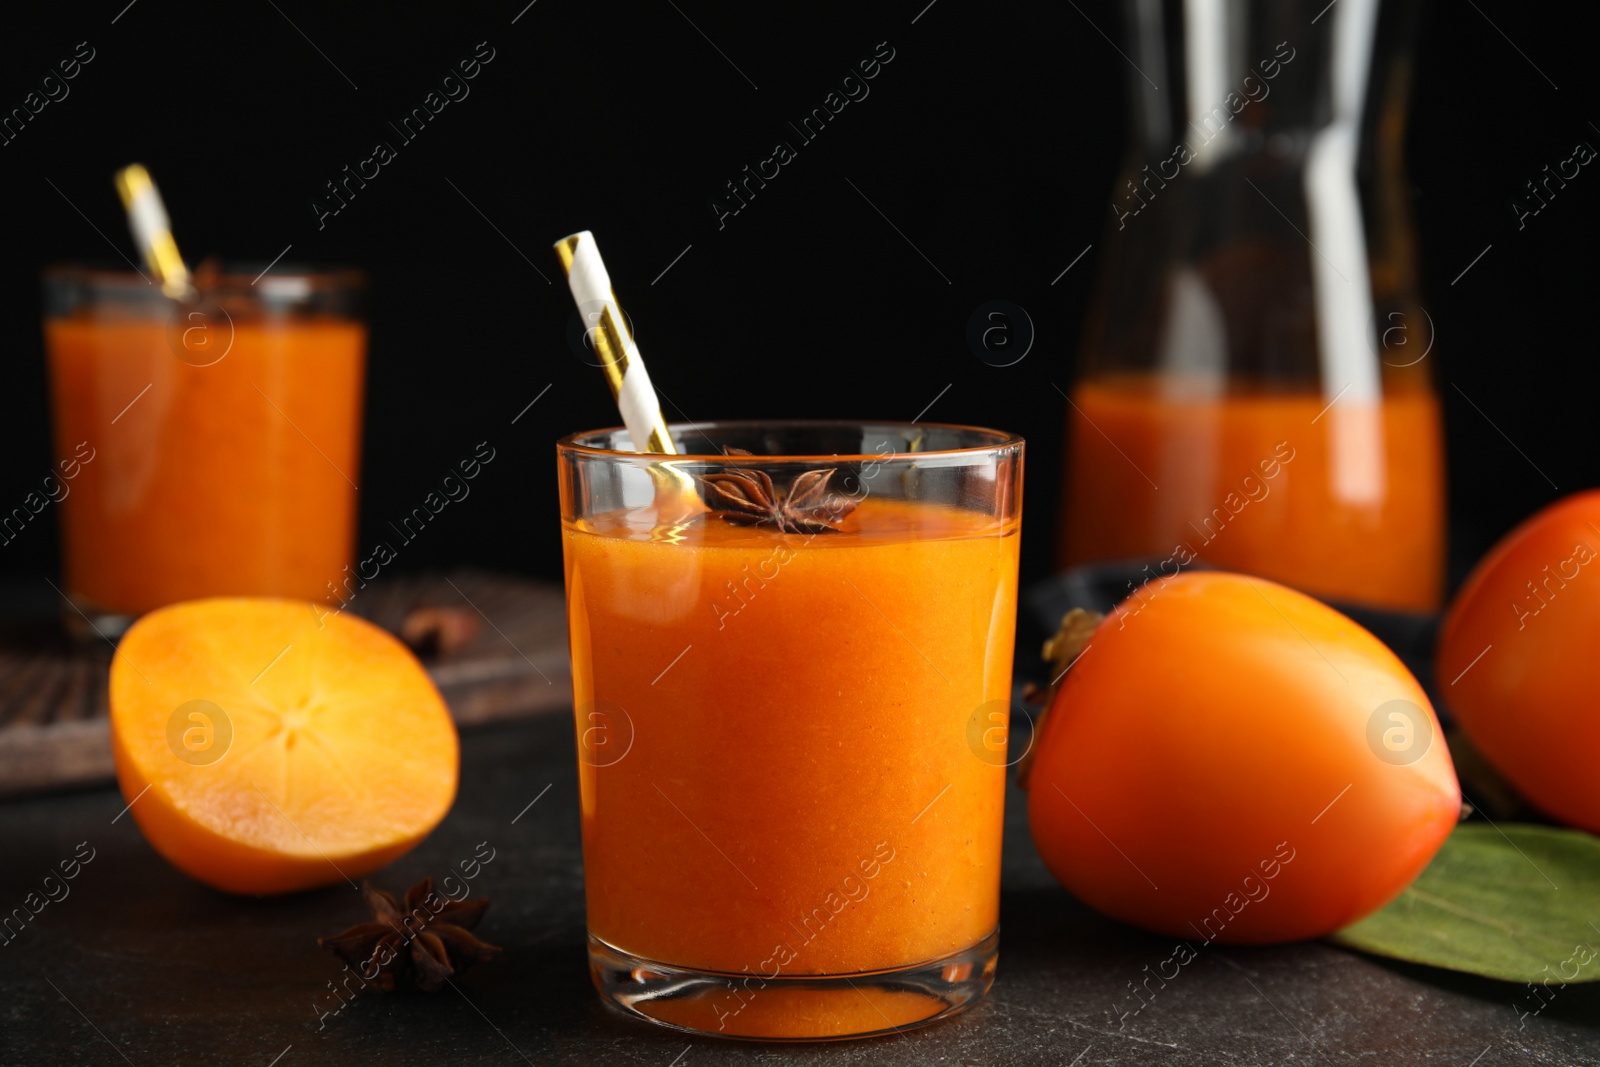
<box><xmin>43</xmin><ymin>264</ymin><xmax>366</xmax><ymax>636</ymax></box>
<box><xmin>558</xmin><ymin>420</ymin><xmax>1023</xmax><ymax>1039</ymax></box>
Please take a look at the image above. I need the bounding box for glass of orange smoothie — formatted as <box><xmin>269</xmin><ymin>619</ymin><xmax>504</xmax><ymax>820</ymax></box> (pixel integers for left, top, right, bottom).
<box><xmin>558</xmin><ymin>421</ymin><xmax>1023</xmax><ymax>1040</ymax></box>
<box><xmin>43</xmin><ymin>264</ymin><xmax>366</xmax><ymax>635</ymax></box>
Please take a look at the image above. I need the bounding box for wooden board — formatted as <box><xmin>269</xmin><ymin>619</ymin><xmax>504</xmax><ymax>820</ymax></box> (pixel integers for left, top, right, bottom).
<box><xmin>0</xmin><ymin>570</ymin><xmax>571</xmax><ymax>798</ymax></box>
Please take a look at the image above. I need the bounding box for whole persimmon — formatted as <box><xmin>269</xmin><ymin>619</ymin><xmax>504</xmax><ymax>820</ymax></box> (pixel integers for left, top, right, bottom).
<box><xmin>1437</xmin><ymin>490</ymin><xmax>1600</xmax><ymax>832</ymax></box>
<box><xmin>1026</xmin><ymin>572</ymin><xmax>1459</xmax><ymax>944</ymax></box>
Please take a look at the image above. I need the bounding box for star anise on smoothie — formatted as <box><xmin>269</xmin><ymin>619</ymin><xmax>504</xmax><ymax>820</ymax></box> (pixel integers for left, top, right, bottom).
<box><xmin>318</xmin><ymin>878</ymin><xmax>501</xmax><ymax>992</ymax></box>
<box><xmin>696</xmin><ymin>449</ymin><xmax>859</xmax><ymax>534</ymax></box>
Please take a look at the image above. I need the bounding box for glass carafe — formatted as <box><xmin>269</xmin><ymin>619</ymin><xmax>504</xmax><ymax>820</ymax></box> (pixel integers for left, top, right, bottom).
<box><xmin>1058</xmin><ymin>0</ymin><xmax>1443</xmax><ymax>612</ymax></box>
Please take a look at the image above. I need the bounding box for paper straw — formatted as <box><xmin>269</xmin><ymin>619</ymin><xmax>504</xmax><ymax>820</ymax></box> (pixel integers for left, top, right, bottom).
<box><xmin>114</xmin><ymin>164</ymin><xmax>195</xmax><ymax>301</ymax></box>
<box><xmin>553</xmin><ymin>231</ymin><xmax>677</xmax><ymax>455</ymax></box>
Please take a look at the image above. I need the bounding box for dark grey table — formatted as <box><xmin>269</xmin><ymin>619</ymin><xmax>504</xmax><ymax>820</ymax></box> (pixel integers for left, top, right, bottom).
<box><xmin>2</xmin><ymin>711</ymin><xmax>1596</xmax><ymax>1066</ymax></box>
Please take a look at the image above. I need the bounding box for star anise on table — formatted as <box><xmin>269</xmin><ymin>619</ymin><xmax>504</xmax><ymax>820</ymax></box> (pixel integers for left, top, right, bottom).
<box><xmin>399</xmin><ymin>605</ymin><xmax>480</xmax><ymax>657</ymax></box>
<box><xmin>696</xmin><ymin>448</ymin><xmax>860</xmax><ymax>534</ymax></box>
<box><xmin>318</xmin><ymin>878</ymin><xmax>501</xmax><ymax>992</ymax></box>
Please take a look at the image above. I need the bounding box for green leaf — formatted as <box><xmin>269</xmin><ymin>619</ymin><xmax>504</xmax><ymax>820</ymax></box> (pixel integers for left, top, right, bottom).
<box><xmin>1329</xmin><ymin>823</ymin><xmax>1600</xmax><ymax>984</ymax></box>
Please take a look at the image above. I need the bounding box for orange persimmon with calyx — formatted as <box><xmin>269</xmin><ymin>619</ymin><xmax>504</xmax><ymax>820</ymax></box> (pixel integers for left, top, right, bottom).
<box><xmin>110</xmin><ymin>598</ymin><xmax>458</xmax><ymax>895</ymax></box>
<box><xmin>1438</xmin><ymin>490</ymin><xmax>1600</xmax><ymax>833</ymax></box>
<box><xmin>1024</xmin><ymin>572</ymin><xmax>1459</xmax><ymax>944</ymax></box>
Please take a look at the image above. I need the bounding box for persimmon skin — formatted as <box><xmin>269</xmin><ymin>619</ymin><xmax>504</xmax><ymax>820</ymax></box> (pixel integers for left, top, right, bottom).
<box><xmin>1437</xmin><ymin>491</ymin><xmax>1600</xmax><ymax>833</ymax></box>
<box><xmin>1027</xmin><ymin>572</ymin><xmax>1459</xmax><ymax>944</ymax></box>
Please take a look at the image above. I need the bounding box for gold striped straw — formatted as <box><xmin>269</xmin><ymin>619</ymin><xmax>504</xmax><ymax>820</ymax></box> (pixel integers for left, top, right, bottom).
<box><xmin>114</xmin><ymin>164</ymin><xmax>195</xmax><ymax>301</ymax></box>
<box><xmin>554</xmin><ymin>231</ymin><xmax>677</xmax><ymax>455</ymax></box>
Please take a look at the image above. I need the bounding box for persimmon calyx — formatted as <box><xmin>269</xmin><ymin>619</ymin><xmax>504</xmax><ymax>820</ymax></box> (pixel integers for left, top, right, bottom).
<box><xmin>1043</xmin><ymin>608</ymin><xmax>1103</xmax><ymax>682</ymax></box>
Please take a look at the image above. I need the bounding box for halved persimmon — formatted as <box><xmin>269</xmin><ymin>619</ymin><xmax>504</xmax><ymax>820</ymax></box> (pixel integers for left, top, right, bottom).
<box><xmin>110</xmin><ymin>598</ymin><xmax>458</xmax><ymax>895</ymax></box>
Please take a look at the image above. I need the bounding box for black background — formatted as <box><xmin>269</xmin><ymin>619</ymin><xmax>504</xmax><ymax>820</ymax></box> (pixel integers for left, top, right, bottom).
<box><xmin>0</xmin><ymin>0</ymin><xmax>1594</xmax><ymax>596</ymax></box>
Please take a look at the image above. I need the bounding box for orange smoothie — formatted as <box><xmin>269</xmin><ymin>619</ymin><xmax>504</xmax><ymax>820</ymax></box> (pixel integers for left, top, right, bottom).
<box><xmin>562</xmin><ymin>496</ymin><xmax>1018</xmax><ymax>981</ymax></box>
<box><xmin>47</xmin><ymin>315</ymin><xmax>365</xmax><ymax>617</ymax></box>
<box><xmin>1059</xmin><ymin>376</ymin><xmax>1444</xmax><ymax>611</ymax></box>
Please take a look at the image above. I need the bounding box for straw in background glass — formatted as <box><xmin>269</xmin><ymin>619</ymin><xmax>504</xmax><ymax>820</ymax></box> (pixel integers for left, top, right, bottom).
<box><xmin>114</xmin><ymin>164</ymin><xmax>196</xmax><ymax>301</ymax></box>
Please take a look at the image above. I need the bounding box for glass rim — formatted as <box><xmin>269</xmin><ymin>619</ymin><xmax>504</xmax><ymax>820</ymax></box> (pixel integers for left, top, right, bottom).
<box><xmin>557</xmin><ymin>419</ymin><xmax>1024</xmax><ymax>461</ymax></box>
<box><xmin>42</xmin><ymin>261</ymin><xmax>367</xmax><ymax>291</ymax></box>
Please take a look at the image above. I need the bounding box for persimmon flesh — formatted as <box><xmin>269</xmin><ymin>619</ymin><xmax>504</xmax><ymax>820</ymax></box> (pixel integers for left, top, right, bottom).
<box><xmin>110</xmin><ymin>598</ymin><xmax>459</xmax><ymax>895</ymax></box>
<box><xmin>1027</xmin><ymin>572</ymin><xmax>1459</xmax><ymax>944</ymax></box>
